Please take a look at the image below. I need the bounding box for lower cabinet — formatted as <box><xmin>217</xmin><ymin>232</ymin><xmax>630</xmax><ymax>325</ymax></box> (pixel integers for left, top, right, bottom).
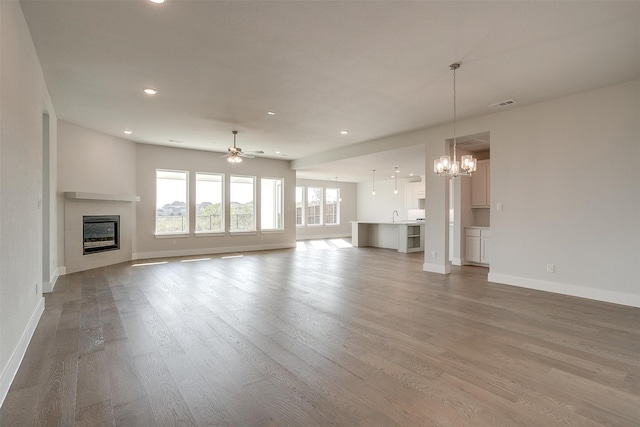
<box><xmin>465</xmin><ymin>227</ymin><xmax>490</xmax><ymax>265</ymax></box>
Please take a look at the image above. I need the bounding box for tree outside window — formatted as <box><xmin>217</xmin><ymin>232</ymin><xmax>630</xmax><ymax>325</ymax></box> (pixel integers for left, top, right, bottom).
<box><xmin>196</xmin><ymin>173</ymin><xmax>224</xmax><ymax>233</ymax></box>
<box><xmin>230</xmin><ymin>175</ymin><xmax>255</xmax><ymax>232</ymax></box>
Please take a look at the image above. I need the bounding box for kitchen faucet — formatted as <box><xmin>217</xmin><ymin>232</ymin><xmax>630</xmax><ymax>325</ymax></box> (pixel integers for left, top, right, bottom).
<box><xmin>392</xmin><ymin>210</ymin><xmax>399</xmax><ymax>223</ymax></box>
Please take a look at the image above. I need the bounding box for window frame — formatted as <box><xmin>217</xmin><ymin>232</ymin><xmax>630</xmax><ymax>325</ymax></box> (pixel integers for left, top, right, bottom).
<box><xmin>155</xmin><ymin>169</ymin><xmax>189</xmax><ymax>236</ymax></box>
<box><xmin>325</xmin><ymin>187</ymin><xmax>340</xmax><ymax>226</ymax></box>
<box><xmin>295</xmin><ymin>186</ymin><xmax>305</xmax><ymax>227</ymax></box>
<box><xmin>229</xmin><ymin>174</ymin><xmax>256</xmax><ymax>233</ymax></box>
<box><xmin>260</xmin><ymin>177</ymin><xmax>284</xmax><ymax>232</ymax></box>
<box><xmin>306</xmin><ymin>186</ymin><xmax>323</xmax><ymax>226</ymax></box>
<box><xmin>195</xmin><ymin>172</ymin><xmax>225</xmax><ymax>236</ymax></box>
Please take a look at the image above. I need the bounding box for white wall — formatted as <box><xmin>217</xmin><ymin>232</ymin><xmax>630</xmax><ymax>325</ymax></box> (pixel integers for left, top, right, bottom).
<box><xmin>295</xmin><ymin>178</ymin><xmax>356</xmax><ymax>240</ymax></box>
<box><xmin>428</xmin><ymin>81</ymin><xmax>639</xmax><ymax>305</ymax></box>
<box><xmin>310</xmin><ymin>79</ymin><xmax>640</xmax><ymax>306</ymax></box>
<box><xmin>485</xmin><ymin>80</ymin><xmax>640</xmax><ymax>306</ymax></box>
<box><xmin>0</xmin><ymin>0</ymin><xmax>56</xmax><ymax>404</ymax></box>
<box><xmin>356</xmin><ymin>178</ymin><xmax>420</xmax><ymax>222</ymax></box>
<box><xmin>134</xmin><ymin>143</ymin><xmax>296</xmax><ymax>259</ymax></box>
<box><xmin>57</xmin><ymin>120</ymin><xmax>137</xmax><ymax>273</ymax></box>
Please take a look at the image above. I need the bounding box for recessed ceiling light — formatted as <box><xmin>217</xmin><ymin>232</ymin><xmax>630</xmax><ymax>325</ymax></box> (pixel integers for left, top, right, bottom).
<box><xmin>410</xmin><ymin>173</ymin><xmax>414</xmax><ymax>176</ymax></box>
<box><xmin>149</xmin><ymin>0</ymin><xmax>166</xmax><ymax>4</ymax></box>
<box><xmin>143</xmin><ymin>88</ymin><xmax>158</xmax><ymax>95</ymax></box>
<box><xmin>340</xmin><ymin>130</ymin><xmax>349</xmax><ymax>135</ymax></box>
<box><xmin>275</xmin><ymin>151</ymin><xmax>281</xmax><ymax>154</ymax></box>
<box><xmin>123</xmin><ymin>130</ymin><xmax>133</xmax><ymax>135</ymax></box>
<box><xmin>169</xmin><ymin>139</ymin><xmax>183</xmax><ymax>144</ymax></box>
<box><xmin>267</xmin><ymin>111</ymin><xmax>276</xmax><ymax>116</ymax></box>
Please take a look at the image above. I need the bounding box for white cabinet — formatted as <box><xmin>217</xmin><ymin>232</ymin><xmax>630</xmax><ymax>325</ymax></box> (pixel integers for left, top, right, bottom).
<box><xmin>404</xmin><ymin>182</ymin><xmax>420</xmax><ymax>209</ymax></box>
<box><xmin>465</xmin><ymin>227</ymin><xmax>490</xmax><ymax>265</ymax></box>
<box><xmin>480</xmin><ymin>230</ymin><xmax>490</xmax><ymax>264</ymax></box>
<box><xmin>405</xmin><ymin>178</ymin><xmax>426</xmax><ymax>209</ymax></box>
<box><xmin>471</xmin><ymin>160</ymin><xmax>490</xmax><ymax>208</ymax></box>
<box><xmin>415</xmin><ymin>176</ymin><xmax>425</xmax><ymax>199</ymax></box>
<box><xmin>398</xmin><ymin>224</ymin><xmax>424</xmax><ymax>253</ymax></box>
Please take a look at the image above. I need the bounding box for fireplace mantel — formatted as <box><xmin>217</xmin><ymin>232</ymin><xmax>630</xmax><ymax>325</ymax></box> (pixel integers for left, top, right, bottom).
<box><xmin>64</xmin><ymin>192</ymin><xmax>140</xmax><ymax>202</ymax></box>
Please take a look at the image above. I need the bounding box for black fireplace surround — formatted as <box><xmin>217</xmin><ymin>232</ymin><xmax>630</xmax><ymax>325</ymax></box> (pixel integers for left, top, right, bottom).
<box><xmin>83</xmin><ymin>215</ymin><xmax>120</xmax><ymax>255</ymax></box>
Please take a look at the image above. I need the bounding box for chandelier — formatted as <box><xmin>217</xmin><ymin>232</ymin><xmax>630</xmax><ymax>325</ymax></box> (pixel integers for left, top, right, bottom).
<box><xmin>434</xmin><ymin>63</ymin><xmax>477</xmax><ymax>177</ymax></box>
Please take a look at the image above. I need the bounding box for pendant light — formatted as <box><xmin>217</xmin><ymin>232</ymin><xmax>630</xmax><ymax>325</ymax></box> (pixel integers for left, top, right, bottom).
<box><xmin>394</xmin><ymin>166</ymin><xmax>399</xmax><ymax>194</ymax></box>
<box><xmin>372</xmin><ymin>170</ymin><xmax>376</xmax><ymax>195</ymax></box>
<box><xmin>434</xmin><ymin>63</ymin><xmax>477</xmax><ymax>177</ymax></box>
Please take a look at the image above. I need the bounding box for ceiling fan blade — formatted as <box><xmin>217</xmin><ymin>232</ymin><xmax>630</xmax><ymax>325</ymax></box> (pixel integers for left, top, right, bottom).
<box><xmin>238</xmin><ymin>152</ymin><xmax>255</xmax><ymax>158</ymax></box>
<box><xmin>243</xmin><ymin>150</ymin><xmax>264</xmax><ymax>155</ymax></box>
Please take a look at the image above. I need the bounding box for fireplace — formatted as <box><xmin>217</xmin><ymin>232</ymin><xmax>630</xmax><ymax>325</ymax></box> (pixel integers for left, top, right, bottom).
<box><xmin>83</xmin><ymin>215</ymin><xmax>120</xmax><ymax>255</ymax></box>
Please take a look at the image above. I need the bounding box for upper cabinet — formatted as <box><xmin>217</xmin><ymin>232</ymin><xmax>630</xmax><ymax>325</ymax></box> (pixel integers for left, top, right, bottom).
<box><xmin>471</xmin><ymin>160</ymin><xmax>490</xmax><ymax>208</ymax></box>
<box><xmin>405</xmin><ymin>182</ymin><xmax>420</xmax><ymax>209</ymax></box>
<box><xmin>415</xmin><ymin>176</ymin><xmax>425</xmax><ymax>199</ymax></box>
<box><xmin>405</xmin><ymin>177</ymin><xmax>426</xmax><ymax>210</ymax></box>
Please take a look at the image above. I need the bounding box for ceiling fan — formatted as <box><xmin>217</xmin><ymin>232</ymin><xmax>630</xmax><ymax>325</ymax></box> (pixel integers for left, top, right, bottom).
<box><xmin>224</xmin><ymin>130</ymin><xmax>263</xmax><ymax>163</ymax></box>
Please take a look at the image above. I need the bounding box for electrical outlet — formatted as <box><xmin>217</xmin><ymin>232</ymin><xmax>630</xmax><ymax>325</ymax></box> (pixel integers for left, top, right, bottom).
<box><xmin>546</xmin><ymin>264</ymin><xmax>555</xmax><ymax>273</ymax></box>
<box><xmin>431</xmin><ymin>251</ymin><xmax>437</xmax><ymax>258</ymax></box>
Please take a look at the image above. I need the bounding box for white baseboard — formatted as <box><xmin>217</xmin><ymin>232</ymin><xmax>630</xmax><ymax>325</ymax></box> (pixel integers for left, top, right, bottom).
<box><xmin>42</xmin><ymin>267</ymin><xmax>63</xmax><ymax>293</ymax></box>
<box><xmin>423</xmin><ymin>262</ymin><xmax>451</xmax><ymax>274</ymax></box>
<box><xmin>0</xmin><ymin>297</ymin><xmax>45</xmax><ymax>407</ymax></box>
<box><xmin>451</xmin><ymin>257</ymin><xmax>463</xmax><ymax>266</ymax></box>
<box><xmin>133</xmin><ymin>242</ymin><xmax>297</xmax><ymax>261</ymax></box>
<box><xmin>488</xmin><ymin>272</ymin><xmax>640</xmax><ymax>308</ymax></box>
<box><xmin>296</xmin><ymin>233</ymin><xmax>351</xmax><ymax>241</ymax></box>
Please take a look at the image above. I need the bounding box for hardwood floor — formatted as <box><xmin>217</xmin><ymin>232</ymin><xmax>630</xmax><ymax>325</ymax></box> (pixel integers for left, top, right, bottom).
<box><xmin>2</xmin><ymin>243</ymin><xmax>639</xmax><ymax>426</ymax></box>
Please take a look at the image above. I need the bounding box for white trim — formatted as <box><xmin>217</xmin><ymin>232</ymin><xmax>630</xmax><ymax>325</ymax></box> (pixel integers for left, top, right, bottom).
<box><xmin>423</xmin><ymin>263</ymin><xmax>451</xmax><ymax>274</ymax></box>
<box><xmin>42</xmin><ymin>267</ymin><xmax>61</xmax><ymax>293</ymax></box>
<box><xmin>451</xmin><ymin>257</ymin><xmax>463</xmax><ymax>266</ymax></box>
<box><xmin>488</xmin><ymin>273</ymin><xmax>640</xmax><ymax>308</ymax></box>
<box><xmin>296</xmin><ymin>233</ymin><xmax>351</xmax><ymax>241</ymax></box>
<box><xmin>0</xmin><ymin>298</ymin><xmax>45</xmax><ymax>407</ymax></box>
<box><xmin>194</xmin><ymin>232</ymin><xmax>226</xmax><ymax>237</ymax></box>
<box><xmin>133</xmin><ymin>242</ymin><xmax>296</xmax><ymax>261</ymax></box>
<box><xmin>64</xmin><ymin>192</ymin><xmax>140</xmax><ymax>202</ymax></box>
<box><xmin>154</xmin><ymin>232</ymin><xmax>189</xmax><ymax>239</ymax></box>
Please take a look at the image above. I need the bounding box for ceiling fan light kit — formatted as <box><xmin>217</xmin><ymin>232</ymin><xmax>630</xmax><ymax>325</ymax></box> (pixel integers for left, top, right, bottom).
<box><xmin>434</xmin><ymin>63</ymin><xmax>477</xmax><ymax>178</ymax></box>
<box><xmin>225</xmin><ymin>130</ymin><xmax>263</xmax><ymax>164</ymax></box>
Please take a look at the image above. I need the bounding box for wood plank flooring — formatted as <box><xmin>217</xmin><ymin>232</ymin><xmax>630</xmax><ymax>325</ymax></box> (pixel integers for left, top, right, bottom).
<box><xmin>2</xmin><ymin>242</ymin><xmax>639</xmax><ymax>426</ymax></box>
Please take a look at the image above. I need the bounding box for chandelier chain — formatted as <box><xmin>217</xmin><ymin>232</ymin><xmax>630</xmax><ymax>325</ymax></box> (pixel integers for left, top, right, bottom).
<box><xmin>452</xmin><ymin>64</ymin><xmax>457</xmax><ymax>162</ymax></box>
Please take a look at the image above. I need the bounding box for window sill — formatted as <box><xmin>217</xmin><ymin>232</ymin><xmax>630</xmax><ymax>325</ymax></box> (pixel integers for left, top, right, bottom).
<box><xmin>195</xmin><ymin>232</ymin><xmax>225</xmax><ymax>237</ymax></box>
<box><xmin>261</xmin><ymin>230</ymin><xmax>285</xmax><ymax>234</ymax></box>
<box><xmin>229</xmin><ymin>231</ymin><xmax>257</xmax><ymax>236</ymax></box>
<box><xmin>155</xmin><ymin>232</ymin><xmax>189</xmax><ymax>239</ymax></box>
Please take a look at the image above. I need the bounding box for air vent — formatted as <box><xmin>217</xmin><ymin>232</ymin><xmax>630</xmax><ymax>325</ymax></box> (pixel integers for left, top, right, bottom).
<box><xmin>490</xmin><ymin>99</ymin><xmax>516</xmax><ymax>108</ymax></box>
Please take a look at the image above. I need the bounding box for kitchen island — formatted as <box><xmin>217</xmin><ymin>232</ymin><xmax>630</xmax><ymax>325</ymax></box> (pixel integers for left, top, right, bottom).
<box><xmin>351</xmin><ymin>221</ymin><xmax>424</xmax><ymax>253</ymax></box>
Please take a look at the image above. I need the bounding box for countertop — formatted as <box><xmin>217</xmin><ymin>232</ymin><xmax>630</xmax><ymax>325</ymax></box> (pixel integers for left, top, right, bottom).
<box><xmin>351</xmin><ymin>221</ymin><xmax>425</xmax><ymax>225</ymax></box>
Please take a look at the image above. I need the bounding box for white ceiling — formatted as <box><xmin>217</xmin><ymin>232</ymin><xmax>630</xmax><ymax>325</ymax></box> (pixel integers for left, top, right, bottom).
<box><xmin>20</xmin><ymin>0</ymin><xmax>640</xmax><ymax>182</ymax></box>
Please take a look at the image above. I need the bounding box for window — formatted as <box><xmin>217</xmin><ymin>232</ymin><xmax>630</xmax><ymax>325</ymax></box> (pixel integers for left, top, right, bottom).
<box><xmin>325</xmin><ymin>187</ymin><xmax>340</xmax><ymax>225</ymax></box>
<box><xmin>295</xmin><ymin>186</ymin><xmax>304</xmax><ymax>226</ymax></box>
<box><xmin>306</xmin><ymin>187</ymin><xmax>323</xmax><ymax>225</ymax></box>
<box><xmin>195</xmin><ymin>173</ymin><xmax>224</xmax><ymax>233</ymax></box>
<box><xmin>230</xmin><ymin>175</ymin><xmax>255</xmax><ymax>232</ymax></box>
<box><xmin>156</xmin><ymin>170</ymin><xmax>188</xmax><ymax>234</ymax></box>
<box><xmin>261</xmin><ymin>178</ymin><xmax>283</xmax><ymax>231</ymax></box>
